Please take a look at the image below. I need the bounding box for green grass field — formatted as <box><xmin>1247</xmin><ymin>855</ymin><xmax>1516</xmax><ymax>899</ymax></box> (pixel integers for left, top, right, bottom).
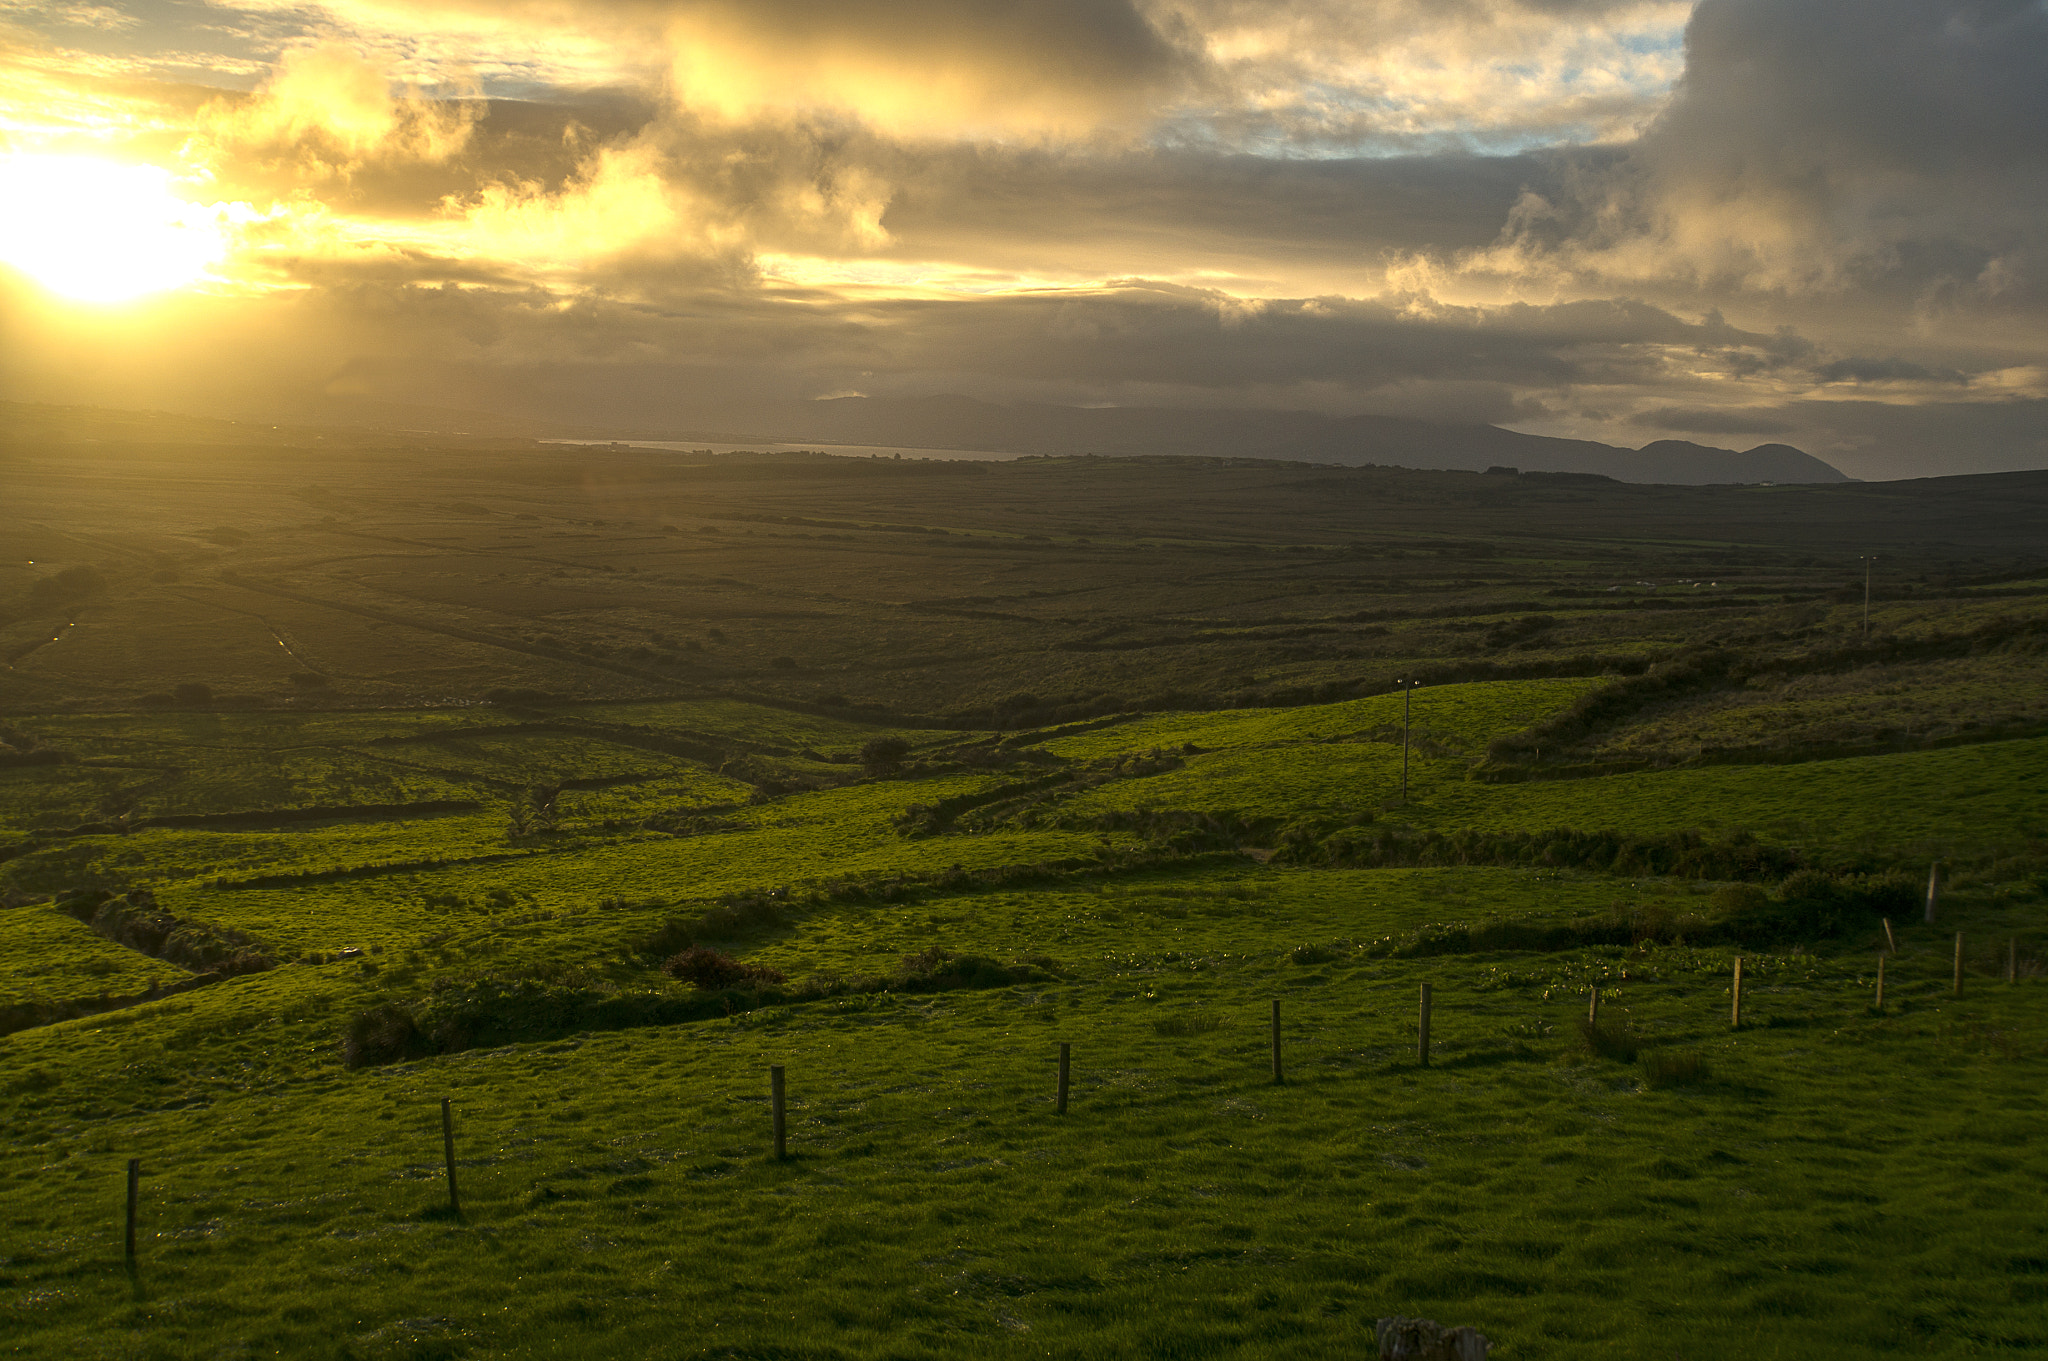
<box><xmin>4</xmin><ymin>431</ymin><xmax>2046</xmax><ymax>1359</ymax></box>
<box><xmin>5</xmin><ymin>674</ymin><xmax>2047</xmax><ymax>1359</ymax></box>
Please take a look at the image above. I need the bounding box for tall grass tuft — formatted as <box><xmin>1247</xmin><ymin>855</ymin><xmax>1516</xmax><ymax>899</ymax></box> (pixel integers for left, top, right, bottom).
<box><xmin>1578</xmin><ymin>1017</ymin><xmax>1640</xmax><ymax>1062</ymax></box>
<box><xmin>1639</xmin><ymin>1050</ymin><xmax>1711</xmax><ymax>1088</ymax></box>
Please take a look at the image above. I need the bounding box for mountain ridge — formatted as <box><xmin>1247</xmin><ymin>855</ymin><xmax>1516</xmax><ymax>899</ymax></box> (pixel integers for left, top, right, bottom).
<box><xmin>640</xmin><ymin>395</ymin><xmax>1850</xmax><ymax>485</ymax></box>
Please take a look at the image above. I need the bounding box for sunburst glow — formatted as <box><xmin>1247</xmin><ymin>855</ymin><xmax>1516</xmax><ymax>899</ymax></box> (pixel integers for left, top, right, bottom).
<box><xmin>0</xmin><ymin>156</ymin><xmax>228</xmax><ymax>303</ymax></box>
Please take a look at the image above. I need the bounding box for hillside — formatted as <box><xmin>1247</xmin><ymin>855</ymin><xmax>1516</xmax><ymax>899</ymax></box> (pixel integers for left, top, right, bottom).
<box><xmin>1</xmin><ymin>406</ymin><xmax>2044</xmax><ymax>1361</ymax></box>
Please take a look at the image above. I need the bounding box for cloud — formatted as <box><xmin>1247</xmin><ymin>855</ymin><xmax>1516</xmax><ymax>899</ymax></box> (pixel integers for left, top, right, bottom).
<box><xmin>1628</xmin><ymin>406</ymin><xmax>1794</xmax><ymax>436</ymax></box>
<box><xmin>2</xmin><ymin>0</ymin><xmax>2045</xmax><ymax>480</ymax></box>
<box><xmin>1462</xmin><ymin>0</ymin><xmax>2048</xmax><ymax>298</ymax></box>
<box><xmin>1813</xmin><ymin>357</ymin><xmax>1969</xmax><ymax>386</ymax></box>
<box><xmin>1158</xmin><ymin>0</ymin><xmax>1690</xmax><ymax>153</ymax></box>
<box><xmin>195</xmin><ymin>43</ymin><xmax>478</xmax><ymax>178</ymax></box>
<box><xmin>284</xmin><ymin>0</ymin><xmax>1191</xmax><ymax>137</ymax></box>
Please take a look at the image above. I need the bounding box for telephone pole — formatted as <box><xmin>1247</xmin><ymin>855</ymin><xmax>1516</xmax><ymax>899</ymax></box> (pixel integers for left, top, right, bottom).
<box><xmin>1393</xmin><ymin>678</ymin><xmax>1422</xmax><ymax>802</ymax></box>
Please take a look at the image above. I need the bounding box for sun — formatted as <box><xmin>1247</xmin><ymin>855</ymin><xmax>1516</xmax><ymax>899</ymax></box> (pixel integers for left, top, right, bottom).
<box><xmin>0</xmin><ymin>155</ymin><xmax>229</xmax><ymax>304</ymax></box>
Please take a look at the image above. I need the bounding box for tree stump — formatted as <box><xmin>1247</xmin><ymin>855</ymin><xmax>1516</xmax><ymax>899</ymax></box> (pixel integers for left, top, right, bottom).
<box><xmin>1376</xmin><ymin>1315</ymin><xmax>1490</xmax><ymax>1360</ymax></box>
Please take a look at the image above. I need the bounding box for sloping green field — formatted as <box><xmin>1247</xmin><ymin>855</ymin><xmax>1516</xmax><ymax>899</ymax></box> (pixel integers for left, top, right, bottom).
<box><xmin>4</xmin><ymin>679</ymin><xmax>2046</xmax><ymax>1359</ymax></box>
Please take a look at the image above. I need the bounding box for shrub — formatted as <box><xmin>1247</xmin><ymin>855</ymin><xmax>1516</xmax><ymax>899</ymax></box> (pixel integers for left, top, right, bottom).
<box><xmin>1639</xmin><ymin>1050</ymin><xmax>1711</xmax><ymax>1088</ymax></box>
<box><xmin>861</xmin><ymin>736</ymin><xmax>911</xmax><ymax>773</ymax></box>
<box><xmin>1290</xmin><ymin>943</ymin><xmax>1339</xmax><ymax>965</ymax></box>
<box><xmin>341</xmin><ymin>1004</ymin><xmax>423</xmax><ymax>1067</ymax></box>
<box><xmin>896</xmin><ymin>947</ymin><xmax>1043</xmax><ymax>991</ymax></box>
<box><xmin>1720</xmin><ymin>870</ymin><xmax>1919</xmax><ymax>943</ymax></box>
<box><xmin>662</xmin><ymin>946</ymin><xmax>787</xmax><ymax>990</ymax></box>
<box><xmin>771</xmin><ymin>655</ymin><xmax>798</xmax><ymax>669</ymax></box>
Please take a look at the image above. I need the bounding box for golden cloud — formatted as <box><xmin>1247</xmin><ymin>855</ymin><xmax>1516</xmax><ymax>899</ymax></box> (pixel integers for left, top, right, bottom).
<box><xmin>194</xmin><ymin>43</ymin><xmax>477</xmax><ymax>179</ymax></box>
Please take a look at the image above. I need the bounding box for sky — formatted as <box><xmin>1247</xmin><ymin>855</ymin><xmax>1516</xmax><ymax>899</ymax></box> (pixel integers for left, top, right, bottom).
<box><xmin>0</xmin><ymin>0</ymin><xmax>2044</xmax><ymax>479</ymax></box>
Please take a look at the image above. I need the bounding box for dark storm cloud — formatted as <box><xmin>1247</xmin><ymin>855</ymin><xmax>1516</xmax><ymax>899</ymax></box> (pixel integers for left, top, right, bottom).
<box><xmin>1494</xmin><ymin>0</ymin><xmax>2048</xmax><ymax>298</ymax></box>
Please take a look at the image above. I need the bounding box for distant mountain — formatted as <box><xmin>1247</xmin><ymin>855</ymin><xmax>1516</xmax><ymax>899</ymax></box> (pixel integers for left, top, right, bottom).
<box><xmin>203</xmin><ymin>389</ymin><xmax>1849</xmax><ymax>485</ymax></box>
<box><xmin>605</xmin><ymin>395</ymin><xmax>1848</xmax><ymax>485</ymax></box>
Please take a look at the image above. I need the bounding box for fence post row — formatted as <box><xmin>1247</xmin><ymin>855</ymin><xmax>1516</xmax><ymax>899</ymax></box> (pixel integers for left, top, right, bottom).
<box><xmin>117</xmin><ymin>936</ymin><xmax>1973</xmax><ymax>1251</ymax></box>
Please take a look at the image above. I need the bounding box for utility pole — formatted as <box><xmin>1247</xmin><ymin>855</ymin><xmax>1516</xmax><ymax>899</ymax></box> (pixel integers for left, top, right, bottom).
<box><xmin>1860</xmin><ymin>554</ymin><xmax>1877</xmax><ymax>637</ymax></box>
<box><xmin>1394</xmin><ymin>678</ymin><xmax>1422</xmax><ymax>803</ymax></box>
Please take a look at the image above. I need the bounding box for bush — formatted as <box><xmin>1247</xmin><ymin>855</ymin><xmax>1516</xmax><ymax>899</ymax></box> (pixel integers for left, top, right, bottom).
<box><xmin>341</xmin><ymin>1004</ymin><xmax>423</xmax><ymax>1067</ymax></box>
<box><xmin>1719</xmin><ymin>870</ymin><xmax>1919</xmax><ymax>943</ymax></box>
<box><xmin>1290</xmin><ymin>943</ymin><xmax>1339</xmax><ymax>965</ymax></box>
<box><xmin>895</xmin><ymin>947</ymin><xmax>1044</xmax><ymax>991</ymax></box>
<box><xmin>861</xmin><ymin>736</ymin><xmax>911</xmax><ymax>774</ymax></box>
<box><xmin>662</xmin><ymin>946</ymin><xmax>787</xmax><ymax>990</ymax></box>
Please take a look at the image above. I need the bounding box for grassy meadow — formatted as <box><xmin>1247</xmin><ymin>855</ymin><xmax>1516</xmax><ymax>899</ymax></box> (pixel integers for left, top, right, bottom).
<box><xmin>3</xmin><ymin>409</ymin><xmax>2046</xmax><ymax>1358</ymax></box>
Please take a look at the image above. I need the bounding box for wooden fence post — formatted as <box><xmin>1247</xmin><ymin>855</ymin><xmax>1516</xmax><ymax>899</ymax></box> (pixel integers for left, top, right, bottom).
<box><xmin>1731</xmin><ymin>957</ymin><xmax>1744</xmax><ymax>1030</ymax></box>
<box><xmin>1875</xmin><ymin>955</ymin><xmax>1885</xmax><ymax>1012</ymax></box>
<box><xmin>770</xmin><ymin>1065</ymin><xmax>787</xmax><ymax>1159</ymax></box>
<box><xmin>1417</xmin><ymin>984</ymin><xmax>1432</xmax><ymax>1067</ymax></box>
<box><xmin>1953</xmin><ymin>933</ymin><xmax>1965</xmax><ymax>998</ymax></box>
<box><xmin>1882</xmin><ymin>918</ymin><xmax>1897</xmax><ymax>955</ymax></box>
<box><xmin>1056</xmin><ymin>1043</ymin><xmax>1070</xmax><ymax>1115</ymax></box>
<box><xmin>124</xmin><ymin>1158</ymin><xmax>139</xmax><ymax>1264</ymax></box>
<box><xmin>1925</xmin><ymin>863</ymin><xmax>1940</xmax><ymax>924</ymax></box>
<box><xmin>440</xmin><ymin>1099</ymin><xmax>460</xmax><ymax>1216</ymax></box>
<box><xmin>1587</xmin><ymin>986</ymin><xmax>1601</xmax><ymax>1028</ymax></box>
<box><xmin>1270</xmin><ymin>1000</ymin><xmax>1283</xmax><ymax>1085</ymax></box>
